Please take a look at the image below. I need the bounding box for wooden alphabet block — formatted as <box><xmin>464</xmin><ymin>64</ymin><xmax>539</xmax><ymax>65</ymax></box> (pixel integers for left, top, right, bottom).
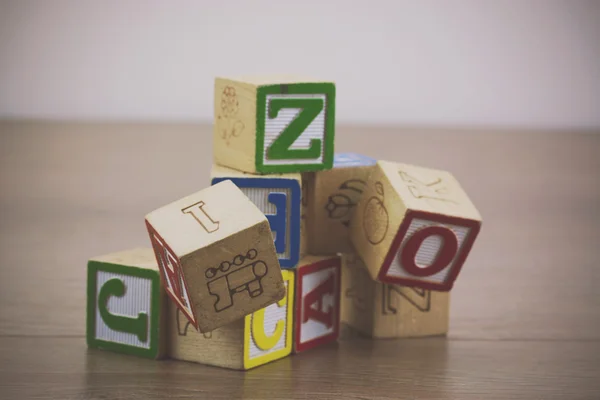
<box><xmin>168</xmin><ymin>270</ymin><xmax>295</xmax><ymax>370</ymax></box>
<box><xmin>210</xmin><ymin>164</ymin><xmax>303</xmax><ymax>268</ymax></box>
<box><xmin>350</xmin><ymin>161</ymin><xmax>482</xmax><ymax>291</ymax></box>
<box><xmin>304</xmin><ymin>153</ymin><xmax>376</xmax><ymax>255</ymax></box>
<box><xmin>213</xmin><ymin>76</ymin><xmax>336</xmax><ymax>174</ymax></box>
<box><xmin>86</xmin><ymin>248</ymin><xmax>167</xmax><ymax>359</ymax></box>
<box><xmin>145</xmin><ymin>180</ymin><xmax>286</xmax><ymax>333</ymax></box>
<box><xmin>293</xmin><ymin>255</ymin><xmax>341</xmax><ymax>353</ymax></box>
<box><xmin>341</xmin><ymin>253</ymin><xmax>449</xmax><ymax>338</ymax></box>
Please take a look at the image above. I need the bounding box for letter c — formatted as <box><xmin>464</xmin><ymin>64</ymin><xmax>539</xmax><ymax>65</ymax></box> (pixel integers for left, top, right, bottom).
<box><xmin>251</xmin><ymin>296</ymin><xmax>287</xmax><ymax>351</ymax></box>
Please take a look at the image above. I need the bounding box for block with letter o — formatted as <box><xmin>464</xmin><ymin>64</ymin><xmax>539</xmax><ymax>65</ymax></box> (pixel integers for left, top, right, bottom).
<box><xmin>350</xmin><ymin>161</ymin><xmax>482</xmax><ymax>291</ymax></box>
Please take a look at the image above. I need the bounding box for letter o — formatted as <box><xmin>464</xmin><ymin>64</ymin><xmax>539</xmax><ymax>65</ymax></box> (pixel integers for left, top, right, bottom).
<box><xmin>400</xmin><ymin>226</ymin><xmax>459</xmax><ymax>277</ymax></box>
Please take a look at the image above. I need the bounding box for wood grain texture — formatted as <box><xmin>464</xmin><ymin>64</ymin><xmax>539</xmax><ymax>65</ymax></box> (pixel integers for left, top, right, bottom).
<box><xmin>145</xmin><ymin>180</ymin><xmax>286</xmax><ymax>333</ymax></box>
<box><xmin>341</xmin><ymin>253</ymin><xmax>450</xmax><ymax>338</ymax></box>
<box><xmin>210</xmin><ymin>163</ymin><xmax>304</xmax><ymax>267</ymax></box>
<box><xmin>304</xmin><ymin>156</ymin><xmax>375</xmax><ymax>255</ymax></box>
<box><xmin>349</xmin><ymin>160</ymin><xmax>482</xmax><ymax>290</ymax></box>
<box><xmin>0</xmin><ymin>121</ymin><xmax>599</xmax><ymax>399</ymax></box>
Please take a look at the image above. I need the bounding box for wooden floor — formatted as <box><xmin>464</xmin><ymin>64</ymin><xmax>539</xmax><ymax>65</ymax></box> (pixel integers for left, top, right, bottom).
<box><xmin>0</xmin><ymin>121</ymin><xmax>599</xmax><ymax>399</ymax></box>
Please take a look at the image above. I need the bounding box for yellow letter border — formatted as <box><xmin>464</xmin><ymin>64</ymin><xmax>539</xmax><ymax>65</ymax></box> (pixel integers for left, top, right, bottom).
<box><xmin>243</xmin><ymin>270</ymin><xmax>294</xmax><ymax>369</ymax></box>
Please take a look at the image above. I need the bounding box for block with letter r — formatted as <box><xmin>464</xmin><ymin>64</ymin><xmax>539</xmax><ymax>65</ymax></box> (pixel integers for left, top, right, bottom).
<box><xmin>213</xmin><ymin>76</ymin><xmax>335</xmax><ymax>174</ymax></box>
<box><xmin>211</xmin><ymin>164</ymin><xmax>302</xmax><ymax>268</ymax></box>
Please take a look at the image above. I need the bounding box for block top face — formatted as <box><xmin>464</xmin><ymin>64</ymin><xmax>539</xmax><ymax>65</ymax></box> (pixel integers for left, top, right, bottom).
<box><xmin>145</xmin><ymin>180</ymin><xmax>268</xmax><ymax>257</ymax></box>
<box><xmin>255</xmin><ymin>81</ymin><xmax>336</xmax><ymax>174</ymax></box>
<box><xmin>378</xmin><ymin>161</ymin><xmax>482</xmax><ymax>221</ymax></box>
<box><xmin>333</xmin><ymin>153</ymin><xmax>377</xmax><ymax>168</ymax></box>
<box><xmin>220</xmin><ymin>75</ymin><xmax>333</xmax><ymax>87</ymax></box>
<box><xmin>89</xmin><ymin>248</ymin><xmax>158</xmax><ymax>270</ymax></box>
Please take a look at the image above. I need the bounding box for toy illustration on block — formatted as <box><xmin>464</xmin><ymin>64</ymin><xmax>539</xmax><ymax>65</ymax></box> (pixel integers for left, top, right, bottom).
<box><xmin>341</xmin><ymin>253</ymin><xmax>449</xmax><ymax>338</ymax></box>
<box><xmin>211</xmin><ymin>164</ymin><xmax>302</xmax><ymax>268</ymax></box>
<box><xmin>168</xmin><ymin>270</ymin><xmax>295</xmax><ymax>370</ymax></box>
<box><xmin>304</xmin><ymin>153</ymin><xmax>376</xmax><ymax>255</ymax></box>
<box><xmin>213</xmin><ymin>76</ymin><xmax>336</xmax><ymax>174</ymax></box>
<box><xmin>86</xmin><ymin>248</ymin><xmax>167</xmax><ymax>359</ymax></box>
<box><xmin>350</xmin><ymin>161</ymin><xmax>482</xmax><ymax>291</ymax></box>
<box><xmin>83</xmin><ymin>72</ymin><xmax>486</xmax><ymax>371</ymax></box>
<box><xmin>293</xmin><ymin>256</ymin><xmax>341</xmax><ymax>353</ymax></box>
<box><xmin>145</xmin><ymin>180</ymin><xmax>286</xmax><ymax>333</ymax></box>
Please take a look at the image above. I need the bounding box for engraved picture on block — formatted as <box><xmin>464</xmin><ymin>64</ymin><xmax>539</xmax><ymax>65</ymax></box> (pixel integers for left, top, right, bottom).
<box><xmin>213</xmin><ymin>76</ymin><xmax>336</xmax><ymax>174</ymax></box>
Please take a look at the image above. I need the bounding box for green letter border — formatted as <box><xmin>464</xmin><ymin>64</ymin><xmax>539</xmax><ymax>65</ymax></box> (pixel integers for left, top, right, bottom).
<box><xmin>86</xmin><ymin>261</ymin><xmax>161</xmax><ymax>359</ymax></box>
<box><xmin>255</xmin><ymin>82</ymin><xmax>335</xmax><ymax>173</ymax></box>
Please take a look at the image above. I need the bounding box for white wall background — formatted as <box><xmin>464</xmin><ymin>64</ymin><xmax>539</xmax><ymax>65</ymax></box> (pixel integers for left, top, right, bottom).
<box><xmin>1</xmin><ymin>0</ymin><xmax>599</xmax><ymax>128</ymax></box>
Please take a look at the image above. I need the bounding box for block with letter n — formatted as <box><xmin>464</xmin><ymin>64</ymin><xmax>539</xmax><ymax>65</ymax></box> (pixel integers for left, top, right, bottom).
<box><xmin>211</xmin><ymin>164</ymin><xmax>302</xmax><ymax>268</ymax></box>
<box><xmin>86</xmin><ymin>248</ymin><xmax>167</xmax><ymax>359</ymax></box>
<box><xmin>293</xmin><ymin>255</ymin><xmax>341</xmax><ymax>353</ymax></box>
<box><xmin>350</xmin><ymin>161</ymin><xmax>482</xmax><ymax>291</ymax></box>
<box><xmin>213</xmin><ymin>76</ymin><xmax>336</xmax><ymax>174</ymax></box>
<box><xmin>168</xmin><ymin>270</ymin><xmax>295</xmax><ymax>370</ymax></box>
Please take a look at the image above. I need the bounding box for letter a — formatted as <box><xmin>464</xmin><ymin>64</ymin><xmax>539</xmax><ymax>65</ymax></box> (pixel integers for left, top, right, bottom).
<box><xmin>302</xmin><ymin>274</ymin><xmax>335</xmax><ymax>328</ymax></box>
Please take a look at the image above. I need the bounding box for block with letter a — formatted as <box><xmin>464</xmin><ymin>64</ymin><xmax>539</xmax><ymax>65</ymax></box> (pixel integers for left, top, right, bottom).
<box><xmin>210</xmin><ymin>164</ymin><xmax>302</xmax><ymax>268</ymax></box>
<box><xmin>293</xmin><ymin>255</ymin><xmax>341</xmax><ymax>353</ymax></box>
<box><xmin>145</xmin><ymin>180</ymin><xmax>286</xmax><ymax>333</ymax></box>
<box><xmin>350</xmin><ymin>161</ymin><xmax>482</xmax><ymax>291</ymax></box>
<box><xmin>212</xmin><ymin>75</ymin><xmax>336</xmax><ymax>174</ymax></box>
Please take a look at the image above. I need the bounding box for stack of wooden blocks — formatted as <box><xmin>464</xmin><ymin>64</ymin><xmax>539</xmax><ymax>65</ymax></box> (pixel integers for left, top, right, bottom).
<box><xmin>86</xmin><ymin>76</ymin><xmax>482</xmax><ymax>370</ymax></box>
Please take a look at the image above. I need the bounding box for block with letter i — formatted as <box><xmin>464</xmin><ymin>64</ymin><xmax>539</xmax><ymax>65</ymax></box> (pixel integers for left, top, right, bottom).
<box><xmin>341</xmin><ymin>253</ymin><xmax>449</xmax><ymax>338</ymax></box>
<box><xmin>211</xmin><ymin>164</ymin><xmax>302</xmax><ymax>268</ymax></box>
<box><xmin>350</xmin><ymin>161</ymin><xmax>482</xmax><ymax>291</ymax></box>
<box><xmin>304</xmin><ymin>153</ymin><xmax>376</xmax><ymax>255</ymax></box>
<box><xmin>145</xmin><ymin>180</ymin><xmax>286</xmax><ymax>333</ymax></box>
<box><xmin>86</xmin><ymin>248</ymin><xmax>167</xmax><ymax>359</ymax></box>
<box><xmin>293</xmin><ymin>255</ymin><xmax>341</xmax><ymax>353</ymax></box>
<box><xmin>213</xmin><ymin>76</ymin><xmax>336</xmax><ymax>174</ymax></box>
<box><xmin>168</xmin><ymin>270</ymin><xmax>295</xmax><ymax>370</ymax></box>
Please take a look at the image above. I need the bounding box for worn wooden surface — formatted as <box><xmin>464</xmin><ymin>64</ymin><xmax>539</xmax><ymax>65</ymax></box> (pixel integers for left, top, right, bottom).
<box><xmin>0</xmin><ymin>121</ymin><xmax>599</xmax><ymax>399</ymax></box>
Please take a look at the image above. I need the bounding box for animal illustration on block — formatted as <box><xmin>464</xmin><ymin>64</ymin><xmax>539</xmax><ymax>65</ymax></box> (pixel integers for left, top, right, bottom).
<box><xmin>304</xmin><ymin>153</ymin><xmax>376</xmax><ymax>255</ymax></box>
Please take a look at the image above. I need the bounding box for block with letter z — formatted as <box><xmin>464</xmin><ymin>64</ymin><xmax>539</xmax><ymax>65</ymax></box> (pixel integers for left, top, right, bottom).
<box><xmin>213</xmin><ymin>75</ymin><xmax>336</xmax><ymax>174</ymax></box>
